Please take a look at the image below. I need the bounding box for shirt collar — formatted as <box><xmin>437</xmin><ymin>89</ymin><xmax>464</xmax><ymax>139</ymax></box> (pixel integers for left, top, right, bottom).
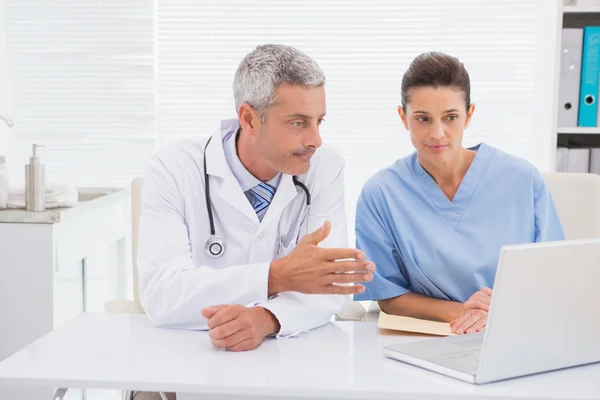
<box><xmin>222</xmin><ymin>124</ymin><xmax>281</xmax><ymax>192</ymax></box>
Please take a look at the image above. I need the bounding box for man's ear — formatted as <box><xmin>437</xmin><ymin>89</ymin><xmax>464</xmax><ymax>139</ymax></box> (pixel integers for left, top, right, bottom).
<box><xmin>238</xmin><ymin>103</ymin><xmax>262</xmax><ymax>137</ymax></box>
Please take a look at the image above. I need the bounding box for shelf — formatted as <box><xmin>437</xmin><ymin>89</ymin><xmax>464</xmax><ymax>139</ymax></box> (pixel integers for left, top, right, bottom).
<box><xmin>563</xmin><ymin>4</ymin><xmax>600</xmax><ymax>13</ymax></box>
<box><xmin>557</xmin><ymin>127</ymin><xmax>600</xmax><ymax>134</ymax></box>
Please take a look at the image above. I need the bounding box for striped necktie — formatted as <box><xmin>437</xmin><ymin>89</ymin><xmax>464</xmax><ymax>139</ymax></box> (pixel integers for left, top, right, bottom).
<box><xmin>249</xmin><ymin>182</ymin><xmax>277</xmax><ymax>222</ymax></box>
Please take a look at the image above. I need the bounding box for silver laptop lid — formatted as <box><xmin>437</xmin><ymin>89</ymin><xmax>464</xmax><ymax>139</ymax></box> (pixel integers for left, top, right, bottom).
<box><xmin>477</xmin><ymin>238</ymin><xmax>600</xmax><ymax>383</ymax></box>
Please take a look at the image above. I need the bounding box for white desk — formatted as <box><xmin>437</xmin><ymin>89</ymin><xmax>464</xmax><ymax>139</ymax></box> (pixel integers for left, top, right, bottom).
<box><xmin>0</xmin><ymin>313</ymin><xmax>599</xmax><ymax>400</ymax></box>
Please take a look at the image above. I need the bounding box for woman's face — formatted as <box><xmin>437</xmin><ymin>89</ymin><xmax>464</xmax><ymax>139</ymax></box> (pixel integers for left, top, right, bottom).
<box><xmin>399</xmin><ymin>86</ymin><xmax>475</xmax><ymax>166</ymax></box>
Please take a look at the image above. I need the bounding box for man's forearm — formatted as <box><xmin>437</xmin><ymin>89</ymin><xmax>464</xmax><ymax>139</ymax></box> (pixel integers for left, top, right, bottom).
<box><xmin>267</xmin><ymin>258</ymin><xmax>287</xmax><ymax>297</ymax></box>
<box><xmin>378</xmin><ymin>292</ymin><xmax>463</xmax><ymax>322</ymax></box>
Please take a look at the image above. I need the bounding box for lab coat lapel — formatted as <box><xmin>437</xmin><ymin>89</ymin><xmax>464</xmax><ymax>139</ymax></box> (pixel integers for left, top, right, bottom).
<box><xmin>205</xmin><ymin>120</ymin><xmax>260</xmax><ymax>227</ymax></box>
<box><xmin>258</xmin><ymin>174</ymin><xmax>298</xmax><ymax>234</ymax></box>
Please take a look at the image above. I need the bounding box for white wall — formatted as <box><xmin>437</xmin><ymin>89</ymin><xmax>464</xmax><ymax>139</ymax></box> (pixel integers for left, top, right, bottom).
<box><xmin>0</xmin><ymin>0</ymin><xmax>16</xmax><ymax>174</ymax></box>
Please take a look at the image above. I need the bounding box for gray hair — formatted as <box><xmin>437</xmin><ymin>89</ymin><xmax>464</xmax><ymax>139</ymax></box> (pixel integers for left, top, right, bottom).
<box><xmin>233</xmin><ymin>44</ymin><xmax>326</xmax><ymax>117</ymax></box>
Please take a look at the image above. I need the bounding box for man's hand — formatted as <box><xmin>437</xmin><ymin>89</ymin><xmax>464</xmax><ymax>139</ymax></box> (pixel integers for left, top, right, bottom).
<box><xmin>450</xmin><ymin>287</ymin><xmax>493</xmax><ymax>334</ymax></box>
<box><xmin>202</xmin><ymin>304</ymin><xmax>280</xmax><ymax>352</ymax></box>
<box><xmin>268</xmin><ymin>221</ymin><xmax>375</xmax><ymax>296</ymax></box>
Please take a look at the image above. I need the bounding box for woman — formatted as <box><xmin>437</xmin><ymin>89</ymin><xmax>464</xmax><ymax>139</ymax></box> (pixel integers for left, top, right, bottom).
<box><xmin>354</xmin><ymin>52</ymin><xmax>565</xmax><ymax>334</ymax></box>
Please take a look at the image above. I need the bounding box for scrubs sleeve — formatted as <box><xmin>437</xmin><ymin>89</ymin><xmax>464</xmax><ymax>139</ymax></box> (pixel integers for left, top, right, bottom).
<box><xmin>353</xmin><ymin>192</ymin><xmax>412</xmax><ymax>301</ymax></box>
<box><xmin>533</xmin><ymin>171</ymin><xmax>566</xmax><ymax>242</ymax></box>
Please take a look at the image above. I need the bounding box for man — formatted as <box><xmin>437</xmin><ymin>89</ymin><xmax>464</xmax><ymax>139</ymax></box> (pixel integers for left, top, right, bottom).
<box><xmin>137</xmin><ymin>44</ymin><xmax>374</xmax><ymax>359</ymax></box>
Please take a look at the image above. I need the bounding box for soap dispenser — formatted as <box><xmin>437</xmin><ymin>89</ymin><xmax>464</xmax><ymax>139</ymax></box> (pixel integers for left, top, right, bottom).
<box><xmin>25</xmin><ymin>144</ymin><xmax>46</xmax><ymax>211</ymax></box>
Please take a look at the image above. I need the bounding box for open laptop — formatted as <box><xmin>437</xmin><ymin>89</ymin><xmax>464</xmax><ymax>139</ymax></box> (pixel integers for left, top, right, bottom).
<box><xmin>383</xmin><ymin>238</ymin><xmax>600</xmax><ymax>384</ymax></box>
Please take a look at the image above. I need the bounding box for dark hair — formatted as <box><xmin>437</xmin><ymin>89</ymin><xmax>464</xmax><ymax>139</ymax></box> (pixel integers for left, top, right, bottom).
<box><xmin>401</xmin><ymin>52</ymin><xmax>471</xmax><ymax>110</ymax></box>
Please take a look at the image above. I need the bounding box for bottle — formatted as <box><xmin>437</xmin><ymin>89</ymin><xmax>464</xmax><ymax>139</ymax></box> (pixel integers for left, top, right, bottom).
<box><xmin>0</xmin><ymin>155</ymin><xmax>8</xmax><ymax>210</ymax></box>
<box><xmin>25</xmin><ymin>144</ymin><xmax>46</xmax><ymax>212</ymax></box>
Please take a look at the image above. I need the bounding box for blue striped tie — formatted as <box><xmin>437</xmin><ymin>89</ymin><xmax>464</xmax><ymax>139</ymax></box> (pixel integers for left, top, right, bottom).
<box><xmin>249</xmin><ymin>182</ymin><xmax>276</xmax><ymax>222</ymax></box>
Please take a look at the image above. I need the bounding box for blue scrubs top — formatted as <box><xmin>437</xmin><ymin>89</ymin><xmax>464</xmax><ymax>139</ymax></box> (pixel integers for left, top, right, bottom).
<box><xmin>354</xmin><ymin>143</ymin><xmax>565</xmax><ymax>303</ymax></box>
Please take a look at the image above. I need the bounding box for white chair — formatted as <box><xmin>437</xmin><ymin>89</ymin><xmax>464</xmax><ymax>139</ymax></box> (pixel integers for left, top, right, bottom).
<box><xmin>104</xmin><ymin>177</ymin><xmax>145</xmax><ymax>315</ymax></box>
<box><xmin>103</xmin><ymin>178</ymin><xmax>151</xmax><ymax>400</ymax></box>
<box><xmin>542</xmin><ymin>172</ymin><xmax>600</xmax><ymax>240</ymax></box>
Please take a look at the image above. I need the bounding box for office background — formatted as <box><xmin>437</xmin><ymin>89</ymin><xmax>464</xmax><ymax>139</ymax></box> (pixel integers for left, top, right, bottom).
<box><xmin>0</xmin><ymin>0</ymin><xmax>567</xmax><ymax>340</ymax></box>
<box><xmin>1</xmin><ymin>1</ymin><xmax>599</xmax><ymax>398</ymax></box>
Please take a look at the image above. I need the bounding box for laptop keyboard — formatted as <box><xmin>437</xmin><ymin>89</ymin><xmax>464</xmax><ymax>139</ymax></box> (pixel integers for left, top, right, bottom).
<box><xmin>433</xmin><ymin>348</ymin><xmax>481</xmax><ymax>371</ymax></box>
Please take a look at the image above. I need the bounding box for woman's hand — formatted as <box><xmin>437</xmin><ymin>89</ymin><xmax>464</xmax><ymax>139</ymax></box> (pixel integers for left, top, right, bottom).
<box><xmin>450</xmin><ymin>309</ymin><xmax>487</xmax><ymax>334</ymax></box>
<box><xmin>450</xmin><ymin>287</ymin><xmax>492</xmax><ymax>334</ymax></box>
<box><xmin>462</xmin><ymin>287</ymin><xmax>492</xmax><ymax>312</ymax></box>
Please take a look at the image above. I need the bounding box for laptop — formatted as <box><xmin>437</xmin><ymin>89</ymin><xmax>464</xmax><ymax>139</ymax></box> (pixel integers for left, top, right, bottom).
<box><xmin>383</xmin><ymin>238</ymin><xmax>600</xmax><ymax>384</ymax></box>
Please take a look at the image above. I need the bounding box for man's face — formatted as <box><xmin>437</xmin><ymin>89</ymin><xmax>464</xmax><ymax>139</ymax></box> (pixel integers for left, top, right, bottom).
<box><xmin>253</xmin><ymin>83</ymin><xmax>326</xmax><ymax>176</ymax></box>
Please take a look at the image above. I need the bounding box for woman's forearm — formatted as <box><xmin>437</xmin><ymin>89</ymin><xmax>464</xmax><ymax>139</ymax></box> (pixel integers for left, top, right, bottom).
<box><xmin>378</xmin><ymin>292</ymin><xmax>463</xmax><ymax>322</ymax></box>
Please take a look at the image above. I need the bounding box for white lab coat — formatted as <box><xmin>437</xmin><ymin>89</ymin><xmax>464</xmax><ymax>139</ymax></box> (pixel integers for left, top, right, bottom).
<box><xmin>137</xmin><ymin>119</ymin><xmax>349</xmax><ymax>337</ymax></box>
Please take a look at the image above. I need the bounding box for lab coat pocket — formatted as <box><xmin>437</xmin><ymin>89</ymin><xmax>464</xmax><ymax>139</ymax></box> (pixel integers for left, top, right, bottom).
<box><xmin>275</xmin><ymin>224</ymin><xmax>303</xmax><ymax>259</ymax></box>
<box><xmin>274</xmin><ymin>208</ymin><xmax>308</xmax><ymax>258</ymax></box>
<box><xmin>277</xmin><ymin>239</ymin><xmax>297</xmax><ymax>258</ymax></box>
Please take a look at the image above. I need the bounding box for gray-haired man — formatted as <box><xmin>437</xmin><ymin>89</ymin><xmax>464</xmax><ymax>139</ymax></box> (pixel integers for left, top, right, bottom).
<box><xmin>137</xmin><ymin>44</ymin><xmax>375</xmax><ymax>367</ymax></box>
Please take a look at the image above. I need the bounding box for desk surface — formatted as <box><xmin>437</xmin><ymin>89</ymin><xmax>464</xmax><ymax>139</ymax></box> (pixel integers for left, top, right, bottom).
<box><xmin>0</xmin><ymin>313</ymin><xmax>599</xmax><ymax>400</ymax></box>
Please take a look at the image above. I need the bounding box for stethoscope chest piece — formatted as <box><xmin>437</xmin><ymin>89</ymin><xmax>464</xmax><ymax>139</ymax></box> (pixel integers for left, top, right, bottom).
<box><xmin>205</xmin><ymin>235</ymin><xmax>225</xmax><ymax>258</ymax></box>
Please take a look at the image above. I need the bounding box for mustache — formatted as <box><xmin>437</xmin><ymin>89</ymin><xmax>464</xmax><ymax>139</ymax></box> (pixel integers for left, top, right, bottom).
<box><xmin>293</xmin><ymin>148</ymin><xmax>316</xmax><ymax>156</ymax></box>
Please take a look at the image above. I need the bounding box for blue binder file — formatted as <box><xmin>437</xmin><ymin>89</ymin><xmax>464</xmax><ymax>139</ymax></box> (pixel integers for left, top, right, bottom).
<box><xmin>578</xmin><ymin>27</ymin><xmax>600</xmax><ymax>127</ymax></box>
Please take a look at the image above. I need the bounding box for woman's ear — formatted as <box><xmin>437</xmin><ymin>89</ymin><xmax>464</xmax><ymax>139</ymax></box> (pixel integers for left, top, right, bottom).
<box><xmin>464</xmin><ymin>103</ymin><xmax>476</xmax><ymax>129</ymax></box>
<box><xmin>398</xmin><ymin>105</ymin><xmax>410</xmax><ymax>130</ymax></box>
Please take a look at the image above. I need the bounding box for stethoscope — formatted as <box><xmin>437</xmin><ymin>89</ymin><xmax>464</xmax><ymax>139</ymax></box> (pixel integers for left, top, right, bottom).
<box><xmin>203</xmin><ymin>136</ymin><xmax>312</xmax><ymax>258</ymax></box>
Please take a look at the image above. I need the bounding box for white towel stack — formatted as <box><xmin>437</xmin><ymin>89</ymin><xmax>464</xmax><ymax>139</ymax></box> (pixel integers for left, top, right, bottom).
<box><xmin>7</xmin><ymin>182</ymin><xmax>78</xmax><ymax>209</ymax></box>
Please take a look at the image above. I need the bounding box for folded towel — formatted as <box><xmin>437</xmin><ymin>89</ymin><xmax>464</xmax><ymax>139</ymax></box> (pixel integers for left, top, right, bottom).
<box><xmin>7</xmin><ymin>182</ymin><xmax>79</xmax><ymax>209</ymax></box>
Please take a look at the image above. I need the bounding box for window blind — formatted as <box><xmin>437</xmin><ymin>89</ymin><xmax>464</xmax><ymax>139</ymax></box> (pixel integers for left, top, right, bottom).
<box><xmin>5</xmin><ymin>0</ymin><xmax>560</xmax><ymax>238</ymax></box>
<box><xmin>6</xmin><ymin>0</ymin><xmax>156</xmax><ymax>187</ymax></box>
<box><xmin>156</xmin><ymin>0</ymin><xmax>560</xmax><ymax>239</ymax></box>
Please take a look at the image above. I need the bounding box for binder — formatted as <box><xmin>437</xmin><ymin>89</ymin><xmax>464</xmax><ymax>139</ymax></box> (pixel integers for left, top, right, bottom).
<box><xmin>559</xmin><ymin>29</ymin><xmax>583</xmax><ymax>127</ymax></box>
<box><xmin>556</xmin><ymin>146</ymin><xmax>569</xmax><ymax>172</ymax></box>
<box><xmin>578</xmin><ymin>27</ymin><xmax>600</xmax><ymax>127</ymax></box>
<box><xmin>590</xmin><ymin>148</ymin><xmax>600</xmax><ymax>174</ymax></box>
<box><xmin>567</xmin><ymin>148</ymin><xmax>591</xmax><ymax>173</ymax></box>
